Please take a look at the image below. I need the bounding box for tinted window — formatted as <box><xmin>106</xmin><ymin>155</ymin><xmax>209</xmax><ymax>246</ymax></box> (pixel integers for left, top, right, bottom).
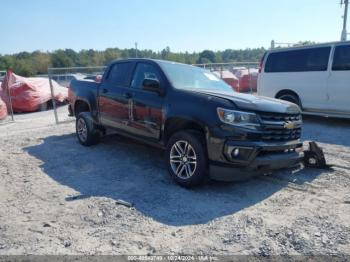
<box><xmin>131</xmin><ymin>63</ymin><xmax>161</xmax><ymax>89</ymax></box>
<box><xmin>107</xmin><ymin>62</ymin><xmax>134</xmax><ymax>87</ymax></box>
<box><xmin>265</xmin><ymin>47</ymin><xmax>331</xmax><ymax>73</ymax></box>
<box><xmin>332</xmin><ymin>45</ymin><xmax>350</xmax><ymax>71</ymax></box>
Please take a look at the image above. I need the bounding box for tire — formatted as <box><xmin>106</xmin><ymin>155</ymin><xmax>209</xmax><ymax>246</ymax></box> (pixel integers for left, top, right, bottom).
<box><xmin>277</xmin><ymin>93</ymin><xmax>301</xmax><ymax>108</ymax></box>
<box><xmin>166</xmin><ymin>131</ymin><xmax>208</xmax><ymax>188</ymax></box>
<box><xmin>76</xmin><ymin>112</ymin><xmax>100</xmax><ymax>146</ymax></box>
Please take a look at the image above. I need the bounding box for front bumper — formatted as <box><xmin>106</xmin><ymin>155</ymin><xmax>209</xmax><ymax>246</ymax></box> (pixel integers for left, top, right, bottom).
<box><xmin>208</xmin><ymin>139</ymin><xmax>303</xmax><ymax>182</ymax></box>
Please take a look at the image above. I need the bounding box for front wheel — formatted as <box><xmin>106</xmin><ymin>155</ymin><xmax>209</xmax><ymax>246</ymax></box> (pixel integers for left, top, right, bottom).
<box><xmin>277</xmin><ymin>93</ymin><xmax>301</xmax><ymax>108</ymax></box>
<box><xmin>76</xmin><ymin>113</ymin><xmax>100</xmax><ymax>146</ymax></box>
<box><xmin>166</xmin><ymin>131</ymin><xmax>208</xmax><ymax>188</ymax></box>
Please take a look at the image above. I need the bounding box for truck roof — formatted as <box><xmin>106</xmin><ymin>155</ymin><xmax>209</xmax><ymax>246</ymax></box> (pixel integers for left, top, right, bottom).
<box><xmin>108</xmin><ymin>58</ymin><xmax>190</xmax><ymax>67</ymax></box>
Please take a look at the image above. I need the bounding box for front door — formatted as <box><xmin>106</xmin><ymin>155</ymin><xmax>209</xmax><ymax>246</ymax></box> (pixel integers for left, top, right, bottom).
<box><xmin>127</xmin><ymin>62</ymin><xmax>164</xmax><ymax>140</ymax></box>
<box><xmin>328</xmin><ymin>44</ymin><xmax>350</xmax><ymax>113</ymax></box>
<box><xmin>98</xmin><ymin>62</ymin><xmax>135</xmax><ymax>130</ymax></box>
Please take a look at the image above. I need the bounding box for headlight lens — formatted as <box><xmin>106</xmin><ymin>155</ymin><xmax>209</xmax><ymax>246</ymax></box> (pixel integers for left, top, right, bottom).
<box><xmin>217</xmin><ymin>108</ymin><xmax>260</xmax><ymax>129</ymax></box>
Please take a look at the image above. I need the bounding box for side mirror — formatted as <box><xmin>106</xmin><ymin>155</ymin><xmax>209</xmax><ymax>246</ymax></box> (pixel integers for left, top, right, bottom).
<box><xmin>142</xmin><ymin>78</ymin><xmax>162</xmax><ymax>94</ymax></box>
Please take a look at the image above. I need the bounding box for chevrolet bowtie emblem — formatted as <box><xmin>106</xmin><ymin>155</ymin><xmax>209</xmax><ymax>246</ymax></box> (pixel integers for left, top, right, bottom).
<box><xmin>284</xmin><ymin>121</ymin><xmax>295</xmax><ymax>130</ymax></box>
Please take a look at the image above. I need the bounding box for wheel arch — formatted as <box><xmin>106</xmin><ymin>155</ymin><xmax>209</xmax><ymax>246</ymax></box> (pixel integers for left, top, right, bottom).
<box><xmin>275</xmin><ymin>89</ymin><xmax>302</xmax><ymax>108</ymax></box>
<box><xmin>74</xmin><ymin>99</ymin><xmax>91</xmax><ymax>116</ymax></box>
<box><xmin>163</xmin><ymin>117</ymin><xmax>208</xmax><ymax>144</ymax></box>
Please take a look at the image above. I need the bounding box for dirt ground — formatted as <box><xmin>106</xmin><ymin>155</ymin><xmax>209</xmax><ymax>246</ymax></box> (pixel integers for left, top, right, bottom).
<box><xmin>0</xmin><ymin>106</ymin><xmax>349</xmax><ymax>256</ymax></box>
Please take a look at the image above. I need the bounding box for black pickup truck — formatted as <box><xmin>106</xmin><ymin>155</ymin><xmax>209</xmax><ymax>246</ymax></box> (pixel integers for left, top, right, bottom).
<box><xmin>68</xmin><ymin>59</ymin><xmax>303</xmax><ymax>187</ymax></box>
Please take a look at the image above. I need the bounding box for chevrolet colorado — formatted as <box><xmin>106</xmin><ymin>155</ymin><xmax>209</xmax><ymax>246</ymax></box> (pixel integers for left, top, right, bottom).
<box><xmin>68</xmin><ymin>59</ymin><xmax>303</xmax><ymax>187</ymax></box>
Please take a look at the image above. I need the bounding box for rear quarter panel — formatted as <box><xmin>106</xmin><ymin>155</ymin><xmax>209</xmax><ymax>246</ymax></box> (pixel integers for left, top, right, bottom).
<box><xmin>69</xmin><ymin>79</ymin><xmax>100</xmax><ymax>119</ymax></box>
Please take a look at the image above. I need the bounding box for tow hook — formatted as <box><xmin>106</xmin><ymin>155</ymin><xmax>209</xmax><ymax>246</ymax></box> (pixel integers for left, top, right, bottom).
<box><xmin>302</xmin><ymin>141</ymin><xmax>328</xmax><ymax>169</ymax></box>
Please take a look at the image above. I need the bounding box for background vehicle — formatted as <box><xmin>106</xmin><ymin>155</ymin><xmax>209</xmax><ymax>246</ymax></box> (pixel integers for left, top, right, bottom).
<box><xmin>212</xmin><ymin>70</ymin><xmax>239</xmax><ymax>90</ymax></box>
<box><xmin>212</xmin><ymin>68</ymin><xmax>258</xmax><ymax>93</ymax></box>
<box><xmin>69</xmin><ymin>59</ymin><xmax>303</xmax><ymax>187</ymax></box>
<box><xmin>52</xmin><ymin>73</ymin><xmax>87</xmax><ymax>87</ymax></box>
<box><xmin>258</xmin><ymin>41</ymin><xmax>350</xmax><ymax>118</ymax></box>
<box><xmin>1</xmin><ymin>70</ymin><xmax>68</xmax><ymax>113</ymax></box>
<box><xmin>234</xmin><ymin>68</ymin><xmax>258</xmax><ymax>92</ymax></box>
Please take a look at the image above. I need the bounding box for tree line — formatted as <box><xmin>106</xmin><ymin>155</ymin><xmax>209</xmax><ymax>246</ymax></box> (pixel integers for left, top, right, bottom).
<box><xmin>0</xmin><ymin>47</ymin><xmax>266</xmax><ymax>76</ymax></box>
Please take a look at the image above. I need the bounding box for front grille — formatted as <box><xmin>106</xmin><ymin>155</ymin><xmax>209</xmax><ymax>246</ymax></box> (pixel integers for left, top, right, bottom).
<box><xmin>259</xmin><ymin>112</ymin><xmax>302</xmax><ymax>141</ymax></box>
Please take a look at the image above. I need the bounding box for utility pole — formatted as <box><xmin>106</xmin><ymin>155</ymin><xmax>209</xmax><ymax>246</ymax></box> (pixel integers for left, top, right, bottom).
<box><xmin>341</xmin><ymin>0</ymin><xmax>349</xmax><ymax>41</ymax></box>
<box><xmin>135</xmin><ymin>42</ymin><xmax>138</xmax><ymax>58</ymax></box>
<box><xmin>271</xmin><ymin>40</ymin><xmax>275</xmax><ymax>49</ymax></box>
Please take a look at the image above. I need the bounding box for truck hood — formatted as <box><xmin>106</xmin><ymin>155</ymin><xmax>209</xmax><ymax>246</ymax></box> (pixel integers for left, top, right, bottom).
<box><xmin>193</xmin><ymin>90</ymin><xmax>301</xmax><ymax>114</ymax></box>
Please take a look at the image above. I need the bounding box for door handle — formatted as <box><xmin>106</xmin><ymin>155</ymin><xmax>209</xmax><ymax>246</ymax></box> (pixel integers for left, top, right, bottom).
<box><xmin>102</xmin><ymin>88</ymin><xmax>108</xmax><ymax>94</ymax></box>
<box><xmin>123</xmin><ymin>92</ymin><xmax>132</xmax><ymax>99</ymax></box>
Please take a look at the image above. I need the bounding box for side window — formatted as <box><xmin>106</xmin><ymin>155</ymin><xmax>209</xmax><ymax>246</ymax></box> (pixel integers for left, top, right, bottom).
<box><xmin>332</xmin><ymin>45</ymin><xmax>350</xmax><ymax>71</ymax></box>
<box><xmin>107</xmin><ymin>62</ymin><xmax>134</xmax><ymax>87</ymax></box>
<box><xmin>131</xmin><ymin>63</ymin><xmax>161</xmax><ymax>89</ymax></box>
<box><xmin>265</xmin><ymin>47</ymin><xmax>331</xmax><ymax>73</ymax></box>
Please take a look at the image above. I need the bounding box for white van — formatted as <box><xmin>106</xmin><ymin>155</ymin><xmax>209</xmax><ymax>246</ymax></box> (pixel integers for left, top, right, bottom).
<box><xmin>258</xmin><ymin>41</ymin><xmax>350</xmax><ymax>118</ymax></box>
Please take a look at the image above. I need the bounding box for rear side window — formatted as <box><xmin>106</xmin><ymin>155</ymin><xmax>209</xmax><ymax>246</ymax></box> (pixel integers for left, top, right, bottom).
<box><xmin>265</xmin><ymin>47</ymin><xmax>331</xmax><ymax>73</ymax></box>
<box><xmin>107</xmin><ymin>62</ymin><xmax>134</xmax><ymax>87</ymax></box>
<box><xmin>332</xmin><ymin>45</ymin><xmax>350</xmax><ymax>71</ymax></box>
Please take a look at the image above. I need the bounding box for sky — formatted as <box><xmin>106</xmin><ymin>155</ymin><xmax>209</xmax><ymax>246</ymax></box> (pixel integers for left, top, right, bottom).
<box><xmin>0</xmin><ymin>0</ymin><xmax>347</xmax><ymax>54</ymax></box>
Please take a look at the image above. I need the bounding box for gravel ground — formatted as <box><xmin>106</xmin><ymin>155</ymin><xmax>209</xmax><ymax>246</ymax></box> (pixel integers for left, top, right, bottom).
<box><xmin>0</xmin><ymin>106</ymin><xmax>349</xmax><ymax>256</ymax></box>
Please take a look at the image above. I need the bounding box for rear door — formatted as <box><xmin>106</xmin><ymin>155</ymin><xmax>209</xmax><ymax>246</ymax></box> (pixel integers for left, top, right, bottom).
<box><xmin>328</xmin><ymin>44</ymin><xmax>350</xmax><ymax>113</ymax></box>
<box><xmin>98</xmin><ymin>62</ymin><xmax>135</xmax><ymax>130</ymax></box>
<box><xmin>127</xmin><ymin>62</ymin><xmax>164</xmax><ymax>140</ymax></box>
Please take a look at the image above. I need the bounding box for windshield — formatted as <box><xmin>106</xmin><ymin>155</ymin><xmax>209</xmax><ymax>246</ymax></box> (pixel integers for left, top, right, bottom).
<box><xmin>159</xmin><ymin>61</ymin><xmax>234</xmax><ymax>92</ymax></box>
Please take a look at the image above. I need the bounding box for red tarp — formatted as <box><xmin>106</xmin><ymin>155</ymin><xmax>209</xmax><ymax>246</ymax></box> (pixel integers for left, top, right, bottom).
<box><xmin>1</xmin><ymin>70</ymin><xmax>68</xmax><ymax>113</ymax></box>
<box><xmin>0</xmin><ymin>85</ymin><xmax>8</xmax><ymax>120</ymax></box>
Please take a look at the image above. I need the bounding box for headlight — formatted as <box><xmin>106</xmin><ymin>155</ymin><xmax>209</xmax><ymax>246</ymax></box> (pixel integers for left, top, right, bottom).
<box><xmin>217</xmin><ymin>108</ymin><xmax>260</xmax><ymax>129</ymax></box>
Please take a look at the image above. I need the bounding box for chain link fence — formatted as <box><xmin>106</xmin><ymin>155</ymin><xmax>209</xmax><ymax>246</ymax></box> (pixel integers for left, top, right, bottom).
<box><xmin>193</xmin><ymin>62</ymin><xmax>260</xmax><ymax>94</ymax></box>
<box><xmin>48</xmin><ymin>66</ymin><xmax>107</xmax><ymax>124</ymax></box>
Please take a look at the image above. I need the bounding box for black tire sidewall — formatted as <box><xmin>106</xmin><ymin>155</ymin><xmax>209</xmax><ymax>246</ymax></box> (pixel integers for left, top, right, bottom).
<box><xmin>278</xmin><ymin>93</ymin><xmax>301</xmax><ymax>108</ymax></box>
<box><xmin>166</xmin><ymin>131</ymin><xmax>208</xmax><ymax>187</ymax></box>
<box><xmin>76</xmin><ymin>113</ymin><xmax>100</xmax><ymax>146</ymax></box>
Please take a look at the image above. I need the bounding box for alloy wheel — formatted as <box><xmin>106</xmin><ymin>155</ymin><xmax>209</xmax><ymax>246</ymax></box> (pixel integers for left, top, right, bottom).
<box><xmin>170</xmin><ymin>140</ymin><xmax>197</xmax><ymax>179</ymax></box>
<box><xmin>77</xmin><ymin>118</ymin><xmax>88</xmax><ymax>142</ymax></box>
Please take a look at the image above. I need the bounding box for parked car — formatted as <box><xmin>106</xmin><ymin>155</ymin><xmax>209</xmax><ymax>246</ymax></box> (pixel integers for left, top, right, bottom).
<box><xmin>1</xmin><ymin>70</ymin><xmax>68</xmax><ymax>113</ymax></box>
<box><xmin>258</xmin><ymin>41</ymin><xmax>350</xmax><ymax>118</ymax></box>
<box><xmin>231</xmin><ymin>66</ymin><xmax>247</xmax><ymax>76</ymax></box>
<box><xmin>84</xmin><ymin>74</ymin><xmax>103</xmax><ymax>83</ymax></box>
<box><xmin>234</xmin><ymin>68</ymin><xmax>258</xmax><ymax>93</ymax></box>
<box><xmin>212</xmin><ymin>70</ymin><xmax>239</xmax><ymax>90</ymax></box>
<box><xmin>51</xmin><ymin>73</ymin><xmax>87</xmax><ymax>87</ymax></box>
<box><xmin>68</xmin><ymin>59</ymin><xmax>303</xmax><ymax>187</ymax></box>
